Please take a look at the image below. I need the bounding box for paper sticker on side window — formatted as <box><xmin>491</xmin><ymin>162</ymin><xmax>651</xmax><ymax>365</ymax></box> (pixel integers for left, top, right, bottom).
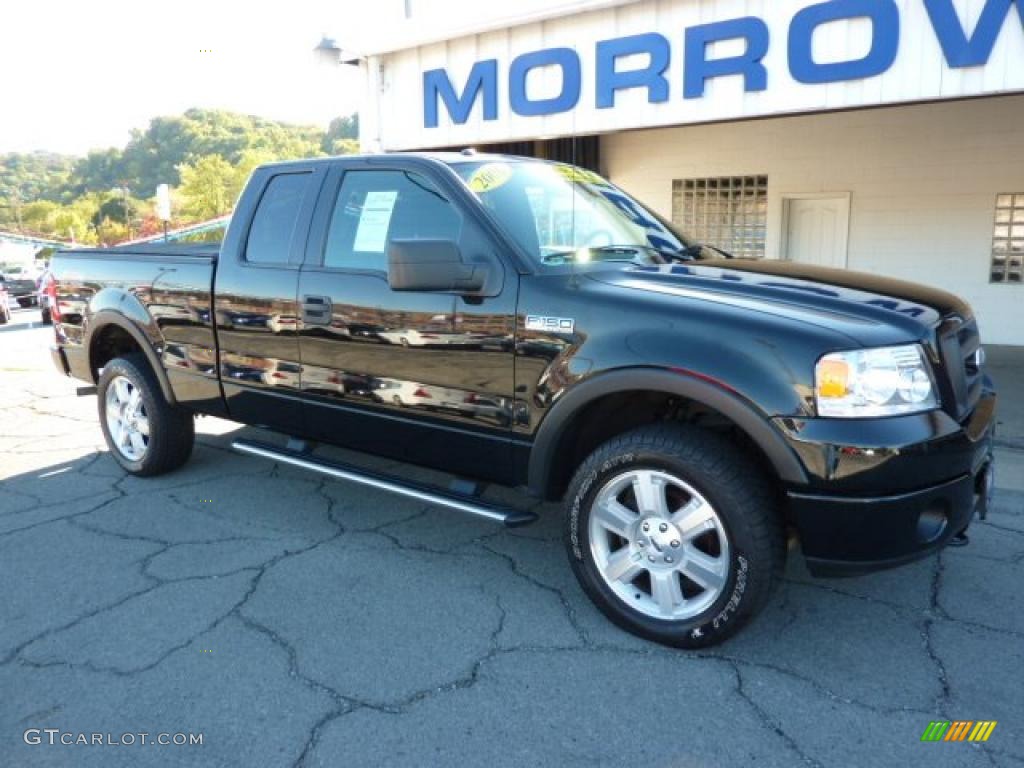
<box><xmin>353</xmin><ymin>190</ymin><xmax>398</xmax><ymax>252</ymax></box>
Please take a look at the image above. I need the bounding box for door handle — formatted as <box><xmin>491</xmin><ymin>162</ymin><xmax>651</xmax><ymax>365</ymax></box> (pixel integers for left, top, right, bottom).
<box><xmin>301</xmin><ymin>295</ymin><xmax>332</xmax><ymax>325</ymax></box>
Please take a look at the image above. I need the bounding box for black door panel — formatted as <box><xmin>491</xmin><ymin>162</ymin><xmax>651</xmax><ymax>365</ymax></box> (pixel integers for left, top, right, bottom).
<box><xmin>297</xmin><ymin>162</ymin><xmax>518</xmax><ymax>482</ymax></box>
<box><xmin>215</xmin><ymin>166</ymin><xmax>323</xmax><ymax>432</ymax></box>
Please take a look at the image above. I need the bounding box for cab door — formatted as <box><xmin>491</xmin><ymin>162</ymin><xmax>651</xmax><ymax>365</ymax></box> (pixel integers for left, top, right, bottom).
<box><xmin>215</xmin><ymin>163</ymin><xmax>325</xmax><ymax>433</ymax></box>
<box><xmin>297</xmin><ymin>159</ymin><xmax>518</xmax><ymax>483</ymax></box>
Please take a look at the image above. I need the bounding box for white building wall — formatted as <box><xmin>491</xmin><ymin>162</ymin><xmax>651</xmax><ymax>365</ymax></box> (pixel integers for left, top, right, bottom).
<box><xmin>366</xmin><ymin>0</ymin><xmax>1024</xmax><ymax>151</ymax></box>
<box><xmin>602</xmin><ymin>95</ymin><xmax>1024</xmax><ymax>345</ymax></box>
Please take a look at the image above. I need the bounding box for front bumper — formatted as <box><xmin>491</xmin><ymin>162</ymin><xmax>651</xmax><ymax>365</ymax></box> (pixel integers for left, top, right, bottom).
<box><xmin>791</xmin><ymin>459</ymin><xmax>993</xmax><ymax>576</ymax></box>
<box><xmin>780</xmin><ymin>388</ymin><xmax>996</xmax><ymax>576</ymax></box>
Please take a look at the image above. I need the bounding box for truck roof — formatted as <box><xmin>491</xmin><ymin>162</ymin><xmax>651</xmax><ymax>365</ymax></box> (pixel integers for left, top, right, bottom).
<box><xmin>256</xmin><ymin>151</ymin><xmax>555</xmax><ymax>172</ymax></box>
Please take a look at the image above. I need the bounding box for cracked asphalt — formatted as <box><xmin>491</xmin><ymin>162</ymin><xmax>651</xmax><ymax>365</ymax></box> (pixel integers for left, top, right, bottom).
<box><xmin>1</xmin><ymin>305</ymin><xmax>1022</xmax><ymax>768</ymax></box>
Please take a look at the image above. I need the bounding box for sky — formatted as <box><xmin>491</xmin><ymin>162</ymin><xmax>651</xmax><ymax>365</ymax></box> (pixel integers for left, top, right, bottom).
<box><xmin>0</xmin><ymin>0</ymin><xmax>369</xmax><ymax>156</ymax></box>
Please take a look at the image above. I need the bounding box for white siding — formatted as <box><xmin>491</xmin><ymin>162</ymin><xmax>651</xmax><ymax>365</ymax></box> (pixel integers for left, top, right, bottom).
<box><xmin>366</xmin><ymin>0</ymin><xmax>1024</xmax><ymax>151</ymax></box>
<box><xmin>351</xmin><ymin>0</ymin><xmax>640</xmax><ymax>56</ymax></box>
<box><xmin>602</xmin><ymin>95</ymin><xmax>1024</xmax><ymax>345</ymax></box>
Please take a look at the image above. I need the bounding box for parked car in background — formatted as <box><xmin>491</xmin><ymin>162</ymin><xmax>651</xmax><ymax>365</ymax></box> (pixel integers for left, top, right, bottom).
<box><xmin>37</xmin><ymin>268</ymin><xmax>55</xmax><ymax>325</ymax></box>
<box><xmin>376</xmin><ymin>327</ymin><xmax>452</xmax><ymax>347</ymax></box>
<box><xmin>0</xmin><ymin>283</ymin><xmax>11</xmax><ymax>324</ymax></box>
<box><xmin>373</xmin><ymin>380</ymin><xmax>466</xmax><ymax>410</ymax></box>
<box><xmin>0</xmin><ymin>264</ymin><xmax>37</xmax><ymax>308</ymax></box>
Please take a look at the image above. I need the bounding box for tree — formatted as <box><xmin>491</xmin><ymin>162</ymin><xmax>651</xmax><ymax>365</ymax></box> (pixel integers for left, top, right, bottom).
<box><xmin>232</xmin><ymin>149</ymin><xmax>276</xmax><ymax>196</ymax></box>
<box><xmin>0</xmin><ymin>152</ymin><xmax>74</xmax><ymax>204</ymax></box>
<box><xmin>325</xmin><ymin>114</ymin><xmax>359</xmax><ymax>140</ymax></box>
<box><xmin>323</xmin><ymin>115</ymin><xmax>359</xmax><ymax>154</ymax></box>
<box><xmin>325</xmin><ymin>137</ymin><xmax>360</xmax><ymax>156</ymax></box>
<box><xmin>53</xmin><ymin>209</ymin><xmax>93</xmax><ymax>243</ymax></box>
<box><xmin>93</xmin><ymin>194</ymin><xmax>140</xmax><ymax>226</ymax></box>
<box><xmin>1</xmin><ymin>107</ymin><xmax>362</xmax><ymax>238</ymax></box>
<box><xmin>95</xmin><ymin>217</ymin><xmax>129</xmax><ymax>246</ymax></box>
<box><xmin>68</xmin><ymin>194</ymin><xmax>104</xmax><ymax>232</ymax></box>
<box><xmin>178</xmin><ymin>155</ymin><xmax>237</xmax><ymax>220</ymax></box>
<box><xmin>68</xmin><ymin>149</ymin><xmax>124</xmax><ymax>197</ymax></box>
<box><xmin>135</xmin><ymin>214</ymin><xmax>167</xmax><ymax>240</ymax></box>
<box><xmin>20</xmin><ymin>200</ymin><xmax>60</xmax><ymax>232</ymax></box>
<box><xmin>120</xmin><ymin>108</ymin><xmax>326</xmax><ymax>196</ymax></box>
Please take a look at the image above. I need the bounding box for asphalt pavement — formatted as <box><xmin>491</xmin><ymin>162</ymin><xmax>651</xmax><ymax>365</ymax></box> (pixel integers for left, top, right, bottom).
<box><xmin>1</xmin><ymin>305</ymin><xmax>1022</xmax><ymax>767</ymax></box>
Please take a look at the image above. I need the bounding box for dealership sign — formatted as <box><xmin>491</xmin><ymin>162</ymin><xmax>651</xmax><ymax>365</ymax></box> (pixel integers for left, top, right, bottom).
<box><xmin>424</xmin><ymin>0</ymin><xmax>1023</xmax><ymax>126</ymax></box>
<box><xmin>361</xmin><ymin>0</ymin><xmax>1024</xmax><ymax>149</ymax></box>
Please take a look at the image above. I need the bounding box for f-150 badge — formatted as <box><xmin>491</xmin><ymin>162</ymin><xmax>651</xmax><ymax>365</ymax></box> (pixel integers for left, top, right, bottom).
<box><xmin>525</xmin><ymin>315</ymin><xmax>575</xmax><ymax>333</ymax></box>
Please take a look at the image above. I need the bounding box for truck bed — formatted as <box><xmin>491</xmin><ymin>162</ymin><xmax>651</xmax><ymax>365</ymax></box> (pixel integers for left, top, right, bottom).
<box><xmin>50</xmin><ymin>242</ymin><xmax>223</xmax><ymax>414</ymax></box>
<box><xmin>57</xmin><ymin>241</ymin><xmax>220</xmax><ymax>260</ymax></box>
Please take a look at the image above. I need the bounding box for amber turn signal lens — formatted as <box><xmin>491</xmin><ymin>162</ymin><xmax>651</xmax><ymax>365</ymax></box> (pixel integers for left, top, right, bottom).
<box><xmin>817</xmin><ymin>359</ymin><xmax>849</xmax><ymax>398</ymax></box>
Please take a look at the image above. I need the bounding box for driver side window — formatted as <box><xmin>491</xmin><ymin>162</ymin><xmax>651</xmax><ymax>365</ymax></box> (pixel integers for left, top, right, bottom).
<box><xmin>323</xmin><ymin>170</ymin><xmax>462</xmax><ymax>272</ymax></box>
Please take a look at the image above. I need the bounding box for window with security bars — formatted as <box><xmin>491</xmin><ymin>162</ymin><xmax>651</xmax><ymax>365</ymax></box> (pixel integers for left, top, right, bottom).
<box><xmin>672</xmin><ymin>176</ymin><xmax>768</xmax><ymax>259</ymax></box>
<box><xmin>992</xmin><ymin>194</ymin><xmax>1024</xmax><ymax>283</ymax></box>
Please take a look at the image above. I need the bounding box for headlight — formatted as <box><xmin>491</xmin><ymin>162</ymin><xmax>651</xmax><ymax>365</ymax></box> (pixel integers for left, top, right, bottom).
<box><xmin>815</xmin><ymin>344</ymin><xmax>938</xmax><ymax>417</ymax></box>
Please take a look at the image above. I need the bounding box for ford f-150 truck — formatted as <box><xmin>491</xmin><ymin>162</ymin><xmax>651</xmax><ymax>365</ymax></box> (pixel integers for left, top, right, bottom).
<box><xmin>47</xmin><ymin>153</ymin><xmax>996</xmax><ymax>647</ymax></box>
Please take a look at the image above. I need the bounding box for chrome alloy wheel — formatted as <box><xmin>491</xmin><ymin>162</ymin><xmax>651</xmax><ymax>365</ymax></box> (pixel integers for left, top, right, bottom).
<box><xmin>104</xmin><ymin>375</ymin><xmax>150</xmax><ymax>461</ymax></box>
<box><xmin>589</xmin><ymin>469</ymin><xmax>731</xmax><ymax>621</ymax></box>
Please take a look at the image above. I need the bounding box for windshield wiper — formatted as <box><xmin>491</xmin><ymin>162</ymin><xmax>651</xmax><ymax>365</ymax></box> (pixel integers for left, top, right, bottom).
<box><xmin>681</xmin><ymin>243</ymin><xmax>732</xmax><ymax>259</ymax></box>
<box><xmin>541</xmin><ymin>244</ymin><xmax>679</xmax><ymax>265</ymax></box>
<box><xmin>542</xmin><ymin>246</ymin><xmax>631</xmax><ymax>264</ymax></box>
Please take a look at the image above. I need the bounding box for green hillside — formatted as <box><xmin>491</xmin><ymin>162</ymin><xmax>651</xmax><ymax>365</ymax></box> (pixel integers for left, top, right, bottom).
<box><xmin>0</xmin><ymin>109</ymin><xmax>358</xmax><ymax>244</ymax></box>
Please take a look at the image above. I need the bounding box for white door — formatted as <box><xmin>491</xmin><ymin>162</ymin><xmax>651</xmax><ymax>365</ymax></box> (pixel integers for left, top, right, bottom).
<box><xmin>784</xmin><ymin>195</ymin><xmax>850</xmax><ymax>268</ymax></box>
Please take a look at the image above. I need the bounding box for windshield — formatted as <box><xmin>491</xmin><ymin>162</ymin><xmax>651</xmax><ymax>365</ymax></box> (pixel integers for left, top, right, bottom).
<box><xmin>453</xmin><ymin>160</ymin><xmax>695</xmax><ymax>267</ymax></box>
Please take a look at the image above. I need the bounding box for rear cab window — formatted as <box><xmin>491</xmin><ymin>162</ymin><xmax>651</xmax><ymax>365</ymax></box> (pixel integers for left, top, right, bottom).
<box><xmin>245</xmin><ymin>172</ymin><xmax>312</xmax><ymax>265</ymax></box>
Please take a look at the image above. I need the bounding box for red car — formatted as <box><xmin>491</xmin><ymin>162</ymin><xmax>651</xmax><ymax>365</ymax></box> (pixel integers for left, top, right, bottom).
<box><xmin>36</xmin><ymin>269</ymin><xmax>55</xmax><ymax>325</ymax></box>
<box><xmin>0</xmin><ymin>284</ymin><xmax>11</xmax><ymax>325</ymax></box>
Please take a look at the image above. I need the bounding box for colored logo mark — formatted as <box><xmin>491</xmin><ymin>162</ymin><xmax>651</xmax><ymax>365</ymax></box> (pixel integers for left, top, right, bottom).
<box><xmin>921</xmin><ymin>721</ymin><xmax>997</xmax><ymax>742</ymax></box>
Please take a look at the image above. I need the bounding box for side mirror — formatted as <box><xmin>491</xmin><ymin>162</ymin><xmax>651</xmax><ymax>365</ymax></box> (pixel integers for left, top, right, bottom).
<box><xmin>387</xmin><ymin>239</ymin><xmax>490</xmax><ymax>293</ymax></box>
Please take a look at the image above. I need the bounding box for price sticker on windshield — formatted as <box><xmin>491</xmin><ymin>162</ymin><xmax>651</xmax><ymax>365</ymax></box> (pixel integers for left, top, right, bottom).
<box><xmin>552</xmin><ymin>165</ymin><xmax>608</xmax><ymax>186</ymax></box>
<box><xmin>467</xmin><ymin>163</ymin><xmax>513</xmax><ymax>193</ymax></box>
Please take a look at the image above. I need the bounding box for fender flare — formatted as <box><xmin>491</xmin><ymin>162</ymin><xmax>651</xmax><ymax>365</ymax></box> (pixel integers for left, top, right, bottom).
<box><xmin>527</xmin><ymin>367</ymin><xmax>807</xmax><ymax>498</ymax></box>
<box><xmin>86</xmin><ymin>310</ymin><xmax>177</xmax><ymax>404</ymax></box>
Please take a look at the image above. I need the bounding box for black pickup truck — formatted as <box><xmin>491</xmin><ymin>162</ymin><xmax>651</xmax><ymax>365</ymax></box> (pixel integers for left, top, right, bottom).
<box><xmin>48</xmin><ymin>153</ymin><xmax>996</xmax><ymax>647</ymax></box>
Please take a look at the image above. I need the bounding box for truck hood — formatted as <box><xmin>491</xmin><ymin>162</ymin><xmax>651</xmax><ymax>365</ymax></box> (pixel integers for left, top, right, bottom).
<box><xmin>590</xmin><ymin>259</ymin><xmax>969</xmax><ymax>346</ymax></box>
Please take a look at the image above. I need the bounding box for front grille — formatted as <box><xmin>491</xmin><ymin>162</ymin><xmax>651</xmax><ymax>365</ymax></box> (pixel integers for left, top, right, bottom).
<box><xmin>934</xmin><ymin>314</ymin><xmax>983</xmax><ymax>422</ymax></box>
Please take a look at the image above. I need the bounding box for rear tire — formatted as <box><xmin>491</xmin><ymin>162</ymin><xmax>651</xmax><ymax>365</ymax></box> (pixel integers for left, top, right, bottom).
<box><xmin>97</xmin><ymin>355</ymin><xmax>195</xmax><ymax>476</ymax></box>
<box><xmin>564</xmin><ymin>424</ymin><xmax>784</xmax><ymax>648</ymax></box>
<box><xmin>41</xmin><ymin>307</ymin><xmax>52</xmax><ymax>325</ymax></box>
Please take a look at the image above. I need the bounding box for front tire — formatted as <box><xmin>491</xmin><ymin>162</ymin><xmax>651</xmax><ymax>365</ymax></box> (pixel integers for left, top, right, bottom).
<box><xmin>97</xmin><ymin>355</ymin><xmax>195</xmax><ymax>476</ymax></box>
<box><xmin>564</xmin><ymin>424</ymin><xmax>784</xmax><ymax>648</ymax></box>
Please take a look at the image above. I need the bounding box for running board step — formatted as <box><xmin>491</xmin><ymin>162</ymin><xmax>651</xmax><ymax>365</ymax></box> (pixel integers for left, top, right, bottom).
<box><xmin>231</xmin><ymin>439</ymin><xmax>537</xmax><ymax>528</ymax></box>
